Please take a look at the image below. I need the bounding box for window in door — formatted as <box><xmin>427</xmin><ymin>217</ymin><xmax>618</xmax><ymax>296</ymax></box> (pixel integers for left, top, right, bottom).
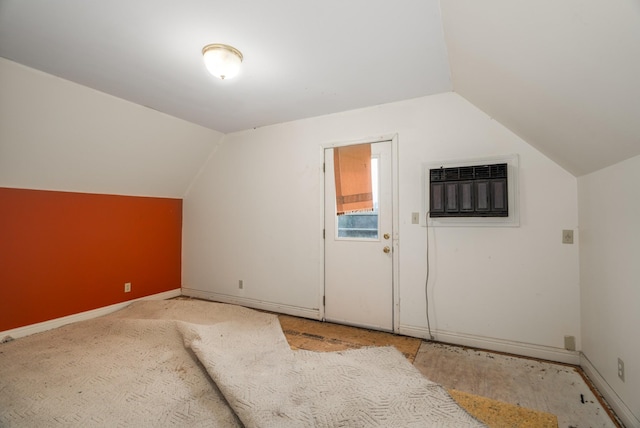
<box><xmin>332</xmin><ymin>144</ymin><xmax>379</xmax><ymax>240</ymax></box>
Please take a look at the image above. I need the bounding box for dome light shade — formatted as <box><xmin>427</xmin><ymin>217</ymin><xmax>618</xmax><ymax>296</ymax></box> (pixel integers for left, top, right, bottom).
<box><xmin>202</xmin><ymin>44</ymin><xmax>243</xmax><ymax>80</ymax></box>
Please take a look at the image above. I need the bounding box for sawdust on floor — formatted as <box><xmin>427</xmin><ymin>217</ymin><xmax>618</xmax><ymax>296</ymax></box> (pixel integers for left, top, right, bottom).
<box><xmin>278</xmin><ymin>314</ymin><xmax>421</xmax><ymax>362</ymax></box>
<box><xmin>450</xmin><ymin>389</ymin><xmax>558</xmax><ymax>428</ymax></box>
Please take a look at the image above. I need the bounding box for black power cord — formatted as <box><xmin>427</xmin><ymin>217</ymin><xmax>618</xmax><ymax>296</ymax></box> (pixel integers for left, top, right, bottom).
<box><xmin>425</xmin><ymin>211</ymin><xmax>434</xmax><ymax>341</ymax></box>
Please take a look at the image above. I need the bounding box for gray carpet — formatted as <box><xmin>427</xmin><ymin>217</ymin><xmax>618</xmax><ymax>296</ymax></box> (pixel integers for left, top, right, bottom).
<box><xmin>0</xmin><ymin>300</ymin><xmax>485</xmax><ymax>427</ymax></box>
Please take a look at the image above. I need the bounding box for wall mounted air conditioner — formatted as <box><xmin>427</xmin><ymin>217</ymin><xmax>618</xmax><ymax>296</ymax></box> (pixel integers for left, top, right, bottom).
<box><xmin>422</xmin><ymin>154</ymin><xmax>519</xmax><ymax>227</ymax></box>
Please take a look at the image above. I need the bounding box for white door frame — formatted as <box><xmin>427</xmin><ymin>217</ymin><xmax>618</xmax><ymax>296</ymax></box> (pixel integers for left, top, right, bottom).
<box><xmin>319</xmin><ymin>133</ymin><xmax>400</xmax><ymax>333</ymax></box>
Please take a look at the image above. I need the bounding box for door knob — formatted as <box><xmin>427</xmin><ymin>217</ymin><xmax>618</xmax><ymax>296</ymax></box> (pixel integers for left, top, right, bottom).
<box><xmin>383</xmin><ymin>246</ymin><xmax>391</xmax><ymax>253</ymax></box>
<box><xmin>383</xmin><ymin>233</ymin><xmax>390</xmax><ymax>240</ymax></box>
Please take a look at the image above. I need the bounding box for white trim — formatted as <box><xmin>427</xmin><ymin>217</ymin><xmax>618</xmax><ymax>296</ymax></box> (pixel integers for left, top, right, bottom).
<box><xmin>391</xmin><ymin>134</ymin><xmax>400</xmax><ymax>334</ymax></box>
<box><xmin>318</xmin><ymin>145</ymin><xmax>326</xmax><ymax>321</ymax></box>
<box><xmin>421</xmin><ymin>153</ymin><xmax>520</xmax><ymax>227</ymax></box>
<box><xmin>0</xmin><ymin>289</ymin><xmax>181</xmax><ymax>341</ymax></box>
<box><xmin>399</xmin><ymin>323</ymin><xmax>580</xmax><ymax>365</ymax></box>
<box><xmin>581</xmin><ymin>353</ymin><xmax>639</xmax><ymax>428</ymax></box>
<box><xmin>321</xmin><ymin>133</ymin><xmax>397</xmax><ymax>150</ymax></box>
<box><xmin>182</xmin><ymin>287</ymin><xmax>321</xmax><ymax>320</ymax></box>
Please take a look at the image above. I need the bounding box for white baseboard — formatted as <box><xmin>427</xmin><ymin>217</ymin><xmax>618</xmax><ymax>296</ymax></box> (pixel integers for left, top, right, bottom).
<box><xmin>399</xmin><ymin>324</ymin><xmax>581</xmax><ymax>365</ymax></box>
<box><xmin>181</xmin><ymin>288</ymin><xmax>321</xmax><ymax>320</ymax></box>
<box><xmin>581</xmin><ymin>353</ymin><xmax>639</xmax><ymax>428</ymax></box>
<box><xmin>0</xmin><ymin>289</ymin><xmax>182</xmax><ymax>341</ymax></box>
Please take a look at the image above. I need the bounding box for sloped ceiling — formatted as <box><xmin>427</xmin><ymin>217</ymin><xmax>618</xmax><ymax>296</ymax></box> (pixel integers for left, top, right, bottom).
<box><xmin>441</xmin><ymin>1</ymin><xmax>640</xmax><ymax>176</ymax></box>
<box><xmin>1</xmin><ymin>0</ymin><xmax>639</xmax><ymax>176</ymax></box>
<box><xmin>0</xmin><ymin>0</ymin><xmax>451</xmax><ymax>134</ymax></box>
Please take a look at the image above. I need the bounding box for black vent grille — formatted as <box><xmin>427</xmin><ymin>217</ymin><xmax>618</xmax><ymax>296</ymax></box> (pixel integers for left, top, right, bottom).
<box><xmin>430</xmin><ymin>163</ymin><xmax>507</xmax><ymax>182</ymax></box>
<box><xmin>429</xmin><ymin>163</ymin><xmax>508</xmax><ymax>218</ymax></box>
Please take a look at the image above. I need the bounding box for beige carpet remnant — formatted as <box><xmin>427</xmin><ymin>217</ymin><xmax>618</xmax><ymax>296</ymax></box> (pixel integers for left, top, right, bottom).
<box><xmin>0</xmin><ymin>309</ymin><xmax>241</xmax><ymax>427</ymax></box>
<box><xmin>0</xmin><ymin>300</ymin><xmax>485</xmax><ymax>427</ymax></box>
<box><xmin>182</xmin><ymin>315</ymin><xmax>484</xmax><ymax>427</ymax></box>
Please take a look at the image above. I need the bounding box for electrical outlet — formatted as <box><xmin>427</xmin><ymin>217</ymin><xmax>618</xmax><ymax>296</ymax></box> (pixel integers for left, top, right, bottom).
<box><xmin>564</xmin><ymin>335</ymin><xmax>576</xmax><ymax>351</ymax></box>
<box><xmin>562</xmin><ymin>229</ymin><xmax>574</xmax><ymax>244</ymax></box>
<box><xmin>238</xmin><ymin>280</ymin><xmax>244</xmax><ymax>290</ymax></box>
<box><xmin>124</xmin><ymin>282</ymin><xmax>131</xmax><ymax>293</ymax></box>
<box><xmin>411</xmin><ymin>212</ymin><xmax>420</xmax><ymax>224</ymax></box>
<box><xmin>618</xmin><ymin>358</ymin><xmax>625</xmax><ymax>382</ymax></box>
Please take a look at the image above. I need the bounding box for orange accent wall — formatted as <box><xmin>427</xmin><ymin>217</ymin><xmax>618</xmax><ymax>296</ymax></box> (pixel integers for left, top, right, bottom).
<box><xmin>0</xmin><ymin>187</ymin><xmax>182</xmax><ymax>332</ymax></box>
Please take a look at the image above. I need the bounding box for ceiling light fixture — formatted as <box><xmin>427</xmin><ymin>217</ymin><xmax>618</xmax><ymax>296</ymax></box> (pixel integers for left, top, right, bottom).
<box><xmin>202</xmin><ymin>44</ymin><xmax>243</xmax><ymax>80</ymax></box>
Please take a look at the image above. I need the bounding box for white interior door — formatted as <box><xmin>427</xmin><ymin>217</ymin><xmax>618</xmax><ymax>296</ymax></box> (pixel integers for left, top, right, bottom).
<box><xmin>324</xmin><ymin>141</ymin><xmax>393</xmax><ymax>331</ymax></box>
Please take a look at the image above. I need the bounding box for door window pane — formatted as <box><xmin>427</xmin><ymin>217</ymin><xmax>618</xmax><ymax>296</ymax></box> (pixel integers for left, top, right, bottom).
<box><xmin>337</xmin><ymin>157</ymin><xmax>379</xmax><ymax>239</ymax></box>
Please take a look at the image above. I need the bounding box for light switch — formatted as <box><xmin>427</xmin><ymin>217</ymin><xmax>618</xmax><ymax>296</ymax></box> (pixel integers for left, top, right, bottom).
<box><xmin>411</xmin><ymin>212</ymin><xmax>420</xmax><ymax>224</ymax></box>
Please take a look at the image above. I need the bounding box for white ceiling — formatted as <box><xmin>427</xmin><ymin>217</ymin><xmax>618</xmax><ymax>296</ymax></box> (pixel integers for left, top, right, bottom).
<box><xmin>1</xmin><ymin>0</ymin><xmax>639</xmax><ymax>176</ymax></box>
<box><xmin>441</xmin><ymin>0</ymin><xmax>640</xmax><ymax>176</ymax></box>
<box><xmin>0</xmin><ymin>0</ymin><xmax>451</xmax><ymax>133</ymax></box>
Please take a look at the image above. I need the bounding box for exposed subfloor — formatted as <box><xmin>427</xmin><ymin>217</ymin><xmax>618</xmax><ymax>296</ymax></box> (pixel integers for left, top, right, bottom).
<box><xmin>413</xmin><ymin>342</ymin><xmax>619</xmax><ymax>428</ymax></box>
<box><xmin>279</xmin><ymin>312</ymin><xmax>620</xmax><ymax>428</ymax></box>
<box><xmin>177</xmin><ymin>298</ymin><xmax>622</xmax><ymax>427</ymax></box>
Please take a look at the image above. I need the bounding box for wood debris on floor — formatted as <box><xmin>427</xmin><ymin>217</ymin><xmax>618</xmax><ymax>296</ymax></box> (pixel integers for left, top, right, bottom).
<box><xmin>414</xmin><ymin>342</ymin><xmax>620</xmax><ymax>428</ymax></box>
<box><xmin>278</xmin><ymin>314</ymin><xmax>421</xmax><ymax>362</ymax></box>
<box><xmin>450</xmin><ymin>389</ymin><xmax>558</xmax><ymax>428</ymax></box>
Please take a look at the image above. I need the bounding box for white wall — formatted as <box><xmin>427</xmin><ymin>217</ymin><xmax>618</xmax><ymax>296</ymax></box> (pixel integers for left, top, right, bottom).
<box><xmin>0</xmin><ymin>58</ymin><xmax>223</xmax><ymax>198</ymax></box>
<box><xmin>579</xmin><ymin>155</ymin><xmax>640</xmax><ymax>426</ymax></box>
<box><xmin>183</xmin><ymin>92</ymin><xmax>581</xmax><ymax>361</ymax></box>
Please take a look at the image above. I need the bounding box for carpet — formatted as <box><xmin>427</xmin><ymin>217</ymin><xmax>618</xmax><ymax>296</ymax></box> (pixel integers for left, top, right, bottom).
<box><xmin>181</xmin><ymin>314</ymin><xmax>484</xmax><ymax>427</ymax></box>
<box><xmin>0</xmin><ymin>316</ymin><xmax>241</xmax><ymax>426</ymax></box>
<box><xmin>0</xmin><ymin>300</ymin><xmax>485</xmax><ymax>427</ymax></box>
